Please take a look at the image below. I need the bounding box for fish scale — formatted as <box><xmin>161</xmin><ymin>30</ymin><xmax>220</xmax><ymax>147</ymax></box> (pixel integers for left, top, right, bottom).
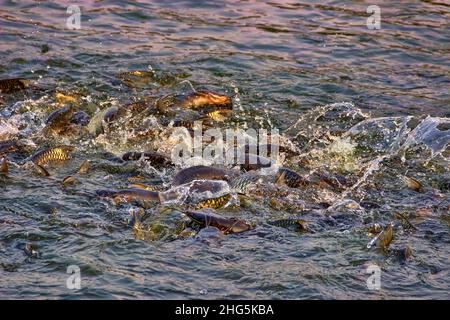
<box><xmin>196</xmin><ymin>194</ymin><xmax>231</xmax><ymax>209</ymax></box>
<box><xmin>31</xmin><ymin>146</ymin><xmax>74</xmax><ymax>166</ymax></box>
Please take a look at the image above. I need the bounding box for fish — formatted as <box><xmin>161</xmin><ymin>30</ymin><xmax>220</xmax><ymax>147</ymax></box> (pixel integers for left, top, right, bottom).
<box><xmin>184</xmin><ymin>209</ymin><xmax>251</xmax><ymax>234</ymax></box>
<box><xmin>124</xmin><ymin>99</ymin><xmax>154</xmax><ymax>114</ymax></box>
<box><xmin>275</xmin><ymin>168</ymin><xmax>309</xmax><ymax>188</ymax></box>
<box><xmin>229</xmin><ymin>173</ymin><xmax>260</xmax><ymax>194</ymax></box>
<box><xmin>23</xmin><ymin>243</ymin><xmax>40</xmax><ymax>258</ymax></box>
<box><xmin>102</xmin><ymin>106</ymin><xmax>121</xmax><ymax>124</ymax></box>
<box><xmin>367</xmin><ymin>223</ymin><xmax>394</xmax><ymax>251</ymax></box>
<box><xmin>268</xmin><ymin>218</ymin><xmax>308</xmax><ymax>231</ymax></box>
<box><xmin>394</xmin><ymin>212</ymin><xmax>418</xmax><ymax>230</ymax></box>
<box><xmin>43</xmin><ymin>105</ymin><xmax>76</xmax><ymax>134</ymax></box>
<box><xmin>70</xmin><ymin>111</ymin><xmax>91</xmax><ymax>126</ymax></box>
<box><xmin>155</xmin><ymin>90</ymin><xmax>233</xmax><ymax>120</ymax></box>
<box><xmin>0</xmin><ymin>140</ymin><xmax>19</xmax><ymax>155</ymax></box>
<box><xmin>0</xmin><ymin>157</ymin><xmax>8</xmax><ymax>173</ymax></box>
<box><xmin>315</xmin><ymin>170</ymin><xmax>351</xmax><ymax>191</ymax></box>
<box><xmin>54</xmin><ymin>90</ymin><xmax>84</xmax><ymax>105</ymax></box>
<box><xmin>30</xmin><ymin>146</ymin><xmax>74</xmax><ymax>166</ymax></box>
<box><xmin>78</xmin><ymin>160</ymin><xmax>90</xmax><ymax>174</ymax></box>
<box><xmin>402</xmin><ymin>175</ymin><xmax>423</xmax><ymax>192</ymax></box>
<box><xmin>122</xmin><ymin>151</ymin><xmax>173</xmax><ymax>167</ymax></box>
<box><xmin>172</xmin><ymin>165</ymin><xmax>232</xmax><ymax>186</ymax></box>
<box><xmin>0</xmin><ymin>78</ymin><xmax>30</xmax><ymax>94</ymax></box>
<box><xmin>240</xmin><ymin>154</ymin><xmax>274</xmax><ymax>171</ymax></box>
<box><xmin>205</xmin><ymin>109</ymin><xmax>232</xmax><ymax>122</ymax></box>
<box><xmin>196</xmin><ymin>194</ymin><xmax>231</xmax><ymax>209</ymax></box>
<box><xmin>127</xmin><ymin>183</ymin><xmax>165</xmax><ymax>192</ymax></box>
<box><xmin>62</xmin><ymin>175</ymin><xmax>77</xmax><ymax>186</ymax></box>
<box><xmin>118</xmin><ymin>70</ymin><xmax>177</xmax><ymax>88</ymax></box>
<box><xmin>96</xmin><ymin>188</ymin><xmax>160</xmax><ymax>204</ymax></box>
<box><xmin>377</xmin><ymin>223</ymin><xmax>394</xmax><ymax>250</ymax></box>
<box><xmin>393</xmin><ymin>245</ymin><xmax>413</xmax><ymax>262</ymax></box>
<box><xmin>155</xmin><ymin>93</ymin><xmax>177</xmax><ymax>114</ymax></box>
<box><xmin>33</xmin><ymin>164</ymin><xmax>50</xmax><ymax>176</ymax></box>
<box><xmin>367</xmin><ymin>223</ymin><xmax>382</xmax><ymax>236</ymax></box>
<box><xmin>178</xmin><ymin>227</ymin><xmax>197</xmax><ymax>239</ymax></box>
<box><xmin>87</xmin><ymin>106</ymin><xmax>126</xmax><ymax>136</ymax></box>
<box><xmin>181</xmin><ymin>90</ymin><xmax>232</xmax><ymax>111</ymax></box>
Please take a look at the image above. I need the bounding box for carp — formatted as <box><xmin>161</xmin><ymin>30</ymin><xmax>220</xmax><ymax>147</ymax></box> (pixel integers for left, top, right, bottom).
<box><xmin>122</xmin><ymin>151</ymin><xmax>173</xmax><ymax>167</ymax></box>
<box><xmin>96</xmin><ymin>188</ymin><xmax>160</xmax><ymax>204</ymax></box>
<box><xmin>275</xmin><ymin>168</ymin><xmax>309</xmax><ymax>188</ymax></box>
<box><xmin>0</xmin><ymin>78</ymin><xmax>31</xmax><ymax>94</ymax></box>
<box><xmin>172</xmin><ymin>165</ymin><xmax>233</xmax><ymax>186</ymax></box>
<box><xmin>184</xmin><ymin>209</ymin><xmax>251</xmax><ymax>234</ymax></box>
<box><xmin>30</xmin><ymin>146</ymin><xmax>74</xmax><ymax>166</ymax></box>
<box><xmin>0</xmin><ymin>140</ymin><xmax>19</xmax><ymax>155</ymax></box>
<box><xmin>0</xmin><ymin>157</ymin><xmax>7</xmax><ymax>173</ymax></box>
<box><xmin>268</xmin><ymin>218</ymin><xmax>308</xmax><ymax>231</ymax></box>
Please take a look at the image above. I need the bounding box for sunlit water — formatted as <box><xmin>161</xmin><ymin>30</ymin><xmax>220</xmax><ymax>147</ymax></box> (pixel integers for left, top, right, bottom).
<box><xmin>0</xmin><ymin>1</ymin><xmax>449</xmax><ymax>299</ymax></box>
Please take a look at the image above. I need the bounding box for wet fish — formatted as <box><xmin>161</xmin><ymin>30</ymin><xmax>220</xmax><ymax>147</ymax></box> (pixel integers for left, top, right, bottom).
<box><xmin>122</xmin><ymin>151</ymin><xmax>173</xmax><ymax>167</ymax></box>
<box><xmin>184</xmin><ymin>209</ymin><xmax>251</xmax><ymax>234</ymax></box>
<box><xmin>367</xmin><ymin>223</ymin><xmax>382</xmax><ymax>236</ymax></box>
<box><xmin>87</xmin><ymin>106</ymin><xmax>126</xmax><ymax>136</ymax></box>
<box><xmin>229</xmin><ymin>173</ymin><xmax>261</xmax><ymax>194</ymax></box>
<box><xmin>128</xmin><ymin>183</ymin><xmax>165</xmax><ymax>192</ymax></box>
<box><xmin>156</xmin><ymin>90</ymin><xmax>232</xmax><ymax>120</ymax></box>
<box><xmin>360</xmin><ymin>201</ymin><xmax>381</xmax><ymax>210</ymax></box>
<box><xmin>240</xmin><ymin>153</ymin><xmax>274</xmax><ymax>171</ymax></box>
<box><xmin>205</xmin><ymin>108</ymin><xmax>233</xmax><ymax>122</ymax></box>
<box><xmin>54</xmin><ymin>90</ymin><xmax>83</xmax><ymax>105</ymax></box>
<box><xmin>393</xmin><ymin>245</ymin><xmax>413</xmax><ymax>262</ymax></box>
<box><xmin>124</xmin><ymin>99</ymin><xmax>154</xmax><ymax>114</ymax></box>
<box><xmin>33</xmin><ymin>164</ymin><xmax>50</xmax><ymax>176</ymax></box>
<box><xmin>367</xmin><ymin>223</ymin><xmax>394</xmax><ymax>251</ymax></box>
<box><xmin>178</xmin><ymin>227</ymin><xmax>197</xmax><ymax>239</ymax></box>
<box><xmin>118</xmin><ymin>70</ymin><xmax>177</xmax><ymax>88</ymax></box>
<box><xmin>78</xmin><ymin>160</ymin><xmax>90</xmax><ymax>174</ymax></box>
<box><xmin>96</xmin><ymin>188</ymin><xmax>160</xmax><ymax>203</ymax></box>
<box><xmin>30</xmin><ymin>145</ymin><xmax>74</xmax><ymax>166</ymax></box>
<box><xmin>70</xmin><ymin>111</ymin><xmax>91</xmax><ymax>126</ymax></box>
<box><xmin>0</xmin><ymin>140</ymin><xmax>19</xmax><ymax>155</ymax></box>
<box><xmin>43</xmin><ymin>105</ymin><xmax>75</xmax><ymax>134</ymax></box>
<box><xmin>24</xmin><ymin>243</ymin><xmax>40</xmax><ymax>258</ymax></box>
<box><xmin>268</xmin><ymin>218</ymin><xmax>308</xmax><ymax>231</ymax></box>
<box><xmin>196</xmin><ymin>194</ymin><xmax>231</xmax><ymax>209</ymax></box>
<box><xmin>0</xmin><ymin>157</ymin><xmax>7</xmax><ymax>173</ymax></box>
<box><xmin>0</xmin><ymin>78</ymin><xmax>30</xmax><ymax>94</ymax></box>
<box><xmin>315</xmin><ymin>170</ymin><xmax>351</xmax><ymax>191</ymax></box>
<box><xmin>62</xmin><ymin>175</ymin><xmax>77</xmax><ymax>186</ymax></box>
<box><xmin>181</xmin><ymin>90</ymin><xmax>232</xmax><ymax>111</ymax></box>
<box><xmin>155</xmin><ymin>93</ymin><xmax>177</xmax><ymax>114</ymax></box>
<box><xmin>172</xmin><ymin>165</ymin><xmax>232</xmax><ymax>186</ymax></box>
<box><xmin>103</xmin><ymin>106</ymin><xmax>122</xmax><ymax>123</ymax></box>
<box><xmin>394</xmin><ymin>212</ymin><xmax>418</xmax><ymax>230</ymax></box>
<box><xmin>275</xmin><ymin>168</ymin><xmax>309</xmax><ymax>188</ymax></box>
<box><xmin>402</xmin><ymin>175</ymin><xmax>423</xmax><ymax>192</ymax></box>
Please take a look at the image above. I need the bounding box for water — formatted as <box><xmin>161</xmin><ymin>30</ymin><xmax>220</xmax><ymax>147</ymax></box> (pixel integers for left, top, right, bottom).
<box><xmin>1</xmin><ymin>1</ymin><xmax>449</xmax><ymax>299</ymax></box>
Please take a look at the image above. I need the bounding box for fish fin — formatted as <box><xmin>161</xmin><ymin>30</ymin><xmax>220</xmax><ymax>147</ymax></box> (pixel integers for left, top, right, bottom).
<box><xmin>0</xmin><ymin>157</ymin><xmax>8</xmax><ymax>173</ymax></box>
